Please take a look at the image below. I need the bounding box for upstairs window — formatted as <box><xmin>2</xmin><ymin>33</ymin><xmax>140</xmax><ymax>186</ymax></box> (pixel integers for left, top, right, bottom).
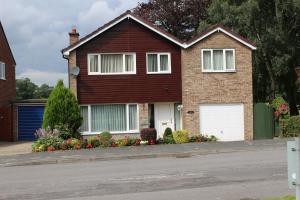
<box><xmin>147</xmin><ymin>53</ymin><xmax>171</xmax><ymax>74</ymax></box>
<box><xmin>88</xmin><ymin>53</ymin><xmax>136</xmax><ymax>75</ymax></box>
<box><xmin>202</xmin><ymin>49</ymin><xmax>235</xmax><ymax>72</ymax></box>
<box><xmin>0</xmin><ymin>62</ymin><xmax>5</xmax><ymax>80</ymax></box>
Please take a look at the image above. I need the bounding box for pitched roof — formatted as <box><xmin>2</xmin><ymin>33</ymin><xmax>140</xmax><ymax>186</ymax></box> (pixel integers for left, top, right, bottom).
<box><xmin>185</xmin><ymin>24</ymin><xmax>257</xmax><ymax>50</ymax></box>
<box><xmin>0</xmin><ymin>21</ymin><xmax>16</xmax><ymax>65</ymax></box>
<box><xmin>62</xmin><ymin>11</ymin><xmax>256</xmax><ymax>56</ymax></box>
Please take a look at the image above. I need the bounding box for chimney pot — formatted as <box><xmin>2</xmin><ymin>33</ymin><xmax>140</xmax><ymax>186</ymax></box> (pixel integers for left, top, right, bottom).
<box><xmin>69</xmin><ymin>26</ymin><xmax>79</xmax><ymax>45</ymax></box>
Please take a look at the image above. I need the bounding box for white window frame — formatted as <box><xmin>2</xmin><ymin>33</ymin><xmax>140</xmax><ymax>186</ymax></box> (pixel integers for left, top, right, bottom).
<box><xmin>146</xmin><ymin>52</ymin><xmax>171</xmax><ymax>74</ymax></box>
<box><xmin>79</xmin><ymin>103</ymin><xmax>139</xmax><ymax>135</ymax></box>
<box><xmin>87</xmin><ymin>53</ymin><xmax>136</xmax><ymax>75</ymax></box>
<box><xmin>0</xmin><ymin>61</ymin><xmax>5</xmax><ymax>80</ymax></box>
<box><xmin>201</xmin><ymin>49</ymin><xmax>236</xmax><ymax>72</ymax></box>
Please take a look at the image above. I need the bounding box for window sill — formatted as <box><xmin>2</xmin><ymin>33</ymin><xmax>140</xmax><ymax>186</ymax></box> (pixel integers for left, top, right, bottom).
<box><xmin>202</xmin><ymin>70</ymin><xmax>236</xmax><ymax>73</ymax></box>
<box><xmin>147</xmin><ymin>72</ymin><xmax>171</xmax><ymax>74</ymax></box>
<box><xmin>88</xmin><ymin>72</ymin><xmax>136</xmax><ymax>75</ymax></box>
<box><xmin>80</xmin><ymin>130</ymin><xmax>139</xmax><ymax>135</ymax></box>
<box><xmin>0</xmin><ymin>78</ymin><xmax>6</xmax><ymax>80</ymax></box>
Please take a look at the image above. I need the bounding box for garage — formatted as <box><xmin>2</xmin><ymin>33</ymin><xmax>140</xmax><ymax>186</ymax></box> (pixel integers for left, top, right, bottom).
<box><xmin>18</xmin><ymin>105</ymin><xmax>45</xmax><ymax>141</ymax></box>
<box><xmin>199</xmin><ymin>104</ymin><xmax>244</xmax><ymax>141</ymax></box>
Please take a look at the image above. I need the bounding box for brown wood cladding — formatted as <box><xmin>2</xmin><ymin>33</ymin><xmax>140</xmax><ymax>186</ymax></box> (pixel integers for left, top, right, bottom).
<box><xmin>0</xmin><ymin>23</ymin><xmax>16</xmax><ymax>106</ymax></box>
<box><xmin>76</xmin><ymin>19</ymin><xmax>182</xmax><ymax>104</ymax></box>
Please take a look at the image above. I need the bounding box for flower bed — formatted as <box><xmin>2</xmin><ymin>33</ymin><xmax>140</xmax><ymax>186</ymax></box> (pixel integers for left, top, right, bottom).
<box><xmin>32</xmin><ymin>129</ymin><xmax>217</xmax><ymax>152</ymax></box>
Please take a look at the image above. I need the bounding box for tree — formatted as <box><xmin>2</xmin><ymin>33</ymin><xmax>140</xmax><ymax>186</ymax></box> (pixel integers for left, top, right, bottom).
<box><xmin>16</xmin><ymin>78</ymin><xmax>38</xmax><ymax>100</ymax></box>
<box><xmin>42</xmin><ymin>80</ymin><xmax>82</xmax><ymax>134</ymax></box>
<box><xmin>134</xmin><ymin>0</ymin><xmax>211</xmax><ymax>41</ymax></box>
<box><xmin>35</xmin><ymin>84</ymin><xmax>53</xmax><ymax>99</ymax></box>
<box><xmin>16</xmin><ymin>78</ymin><xmax>53</xmax><ymax>100</ymax></box>
<box><xmin>198</xmin><ymin>0</ymin><xmax>300</xmax><ymax>115</ymax></box>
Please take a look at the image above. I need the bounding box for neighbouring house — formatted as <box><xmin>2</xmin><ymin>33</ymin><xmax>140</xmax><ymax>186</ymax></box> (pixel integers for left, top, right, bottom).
<box><xmin>62</xmin><ymin>10</ymin><xmax>256</xmax><ymax>141</ymax></box>
<box><xmin>0</xmin><ymin>21</ymin><xmax>16</xmax><ymax>141</ymax></box>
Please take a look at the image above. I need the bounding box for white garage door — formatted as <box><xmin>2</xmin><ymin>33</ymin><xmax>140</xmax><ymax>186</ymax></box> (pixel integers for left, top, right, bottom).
<box><xmin>199</xmin><ymin>104</ymin><xmax>244</xmax><ymax>141</ymax></box>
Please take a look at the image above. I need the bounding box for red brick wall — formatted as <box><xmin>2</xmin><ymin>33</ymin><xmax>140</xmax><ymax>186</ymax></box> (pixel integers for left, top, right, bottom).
<box><xmin>75</xmin><ymin>19</ymin><xmax>182</xmax><ymax>104</ymax></box>
<box><xmin>0</xmin><ymin>23</ymin><xmax>16</xmax><ymax>141</ymax></box>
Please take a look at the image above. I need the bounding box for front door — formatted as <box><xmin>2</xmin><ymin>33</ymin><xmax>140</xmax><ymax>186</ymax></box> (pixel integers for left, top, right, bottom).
<box><xmin>154</xmin><ymin>103</ymin><xmax>174</xmax><ymax>138</ymax></box>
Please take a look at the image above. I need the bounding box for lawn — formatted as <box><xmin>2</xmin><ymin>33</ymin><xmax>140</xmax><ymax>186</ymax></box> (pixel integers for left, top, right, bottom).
<box><xmin>264</xmin><ymin>196</ymin><xmax>295</xmax><ymax>200</ymax></box>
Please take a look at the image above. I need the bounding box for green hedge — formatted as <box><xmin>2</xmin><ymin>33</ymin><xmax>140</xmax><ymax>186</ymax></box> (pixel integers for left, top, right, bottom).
<box><xmin>280</xmin><ymin>116</ymin><xmax>300</xmax><ymax>137</ymax></box>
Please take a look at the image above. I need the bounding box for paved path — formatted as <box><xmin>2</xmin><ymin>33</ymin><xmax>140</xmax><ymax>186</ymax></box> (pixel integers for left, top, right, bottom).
<box><xmin>0</xmin><ymin>142</ymin><xmax>32</xmax><ymax>156</ymax></box>
<box><xmin>0</xmin><ymin>139</ymin><xmax>291</xmax><ymax>167</ymax></box>
<box><xmin>0</xmin><ymin>144</ymin><xmax>293</xmax><ymax>200</ymax></box>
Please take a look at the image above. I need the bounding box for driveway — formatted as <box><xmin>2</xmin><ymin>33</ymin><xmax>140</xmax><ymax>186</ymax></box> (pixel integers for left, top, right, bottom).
<box><xmin>0</xmin><ymin>142</ymin><xmax>32</xmax><ymax>156</ymax></box>
<box><xmin>0</xmin><ymin>144</ymin><xmax>293</xmax><ymax>200</ymax></box>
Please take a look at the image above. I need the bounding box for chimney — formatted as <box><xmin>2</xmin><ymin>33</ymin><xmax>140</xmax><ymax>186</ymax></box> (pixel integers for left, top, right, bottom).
<box><xmin>69</xmin><ymin>26</ymin><xmax>79</xmax><ymax>45</ymax></box>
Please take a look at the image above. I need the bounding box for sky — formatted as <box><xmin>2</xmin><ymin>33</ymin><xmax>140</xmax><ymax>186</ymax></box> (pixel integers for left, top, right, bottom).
<box><xmin>0</xmin><ymin>0</ymin><xmax>146</xmax><ymax>86</ymax></box>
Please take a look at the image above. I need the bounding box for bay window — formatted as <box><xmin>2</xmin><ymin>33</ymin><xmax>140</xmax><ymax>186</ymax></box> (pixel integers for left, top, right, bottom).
<box><xmin>201</xmin><ymin>49</ymin><xmax>235</xmax><ymax>72</ymax></box>
<box><xmin>88</xmin><ymin>53</ymin><xmax>136</xmax><ymax>75</ymax></box>
<box><xmin>79</xmin><ymin>104</ymin><xmax>138</xmax><ymax>134</ymax></box>
<box><xmin>147</xmin><ymin>53</ymin><xmax>171</xmax><ymax>74</ymax></box>
<box><xmin>0</xmin><ymin>61</ymin><xmax>5</xmax><ymax>80</ymax></box>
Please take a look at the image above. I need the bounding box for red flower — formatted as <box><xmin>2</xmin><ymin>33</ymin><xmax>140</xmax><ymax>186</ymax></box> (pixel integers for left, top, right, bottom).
<box><xmin>111</xmin><ymin>143</ymin><xmax>118</xmax><ymax>147</ymax></box>
<box><xmin>148</xmin><ymin>139</ymin><xmax>155</xmax><ymax>145</ymax></box>
<box><xmin>67</xmin><ymin>139</ymin><xmax>72</xmax><ymax>145</ymax></box>
<box><xmin>47</xmin><ymin>146</ymin><xmax>55</xmax><ymax>152</ymax></box>
<box><xmin>86</xmin><ymin>144</ymin><xmax>93</xmax><ymax>149</ymax></box>
<box><xmin>274</xmin><ymin>110</ymin><xmax>280</xmax><ymax>117</ymax></box>
<box><xmin>135</xmin><ymin>139</ymin><xmax>141</xmax><ymax>146</ymax></box>
<box><xmin>75</xmin><ymin>144</ymin><xmax>81</xmax><ymax>150</ymax></box>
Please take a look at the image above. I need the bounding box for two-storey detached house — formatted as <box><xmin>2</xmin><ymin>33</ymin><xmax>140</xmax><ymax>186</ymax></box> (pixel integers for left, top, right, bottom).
<box><xmin>0</xmin><ymin>21</ymin><xmax>16</xmax><ymax>141</ymax></box>
<box><xmin>62</xmin><ymin>11</ymin><xmax>256</xmax><ymax>141</ymax></box>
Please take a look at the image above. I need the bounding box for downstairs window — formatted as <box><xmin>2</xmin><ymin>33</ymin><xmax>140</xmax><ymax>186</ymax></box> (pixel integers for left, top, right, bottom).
<box><xmin>79</xmin><ymin>104</ymin><xmax>138</xmax><ymax>133</ymax></box>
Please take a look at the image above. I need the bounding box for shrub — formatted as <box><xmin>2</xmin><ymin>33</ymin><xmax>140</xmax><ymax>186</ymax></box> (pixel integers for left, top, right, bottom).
<box><xmin>271</xmin><ymin>96</ymin><xmax>290</xmax><ymax>119</ymax></box>
<box><xmin>282</xmin><ymin>116</ymin><xmax>300</xmax><ymax>137</ymax></box>
<box><xmin>163</xmin><ymin>127</ymin><xmax>174</xmax><ymax>144</ymax></box>
<box><xmin>199</xmin><ymin>135</ymin><xmax>218</xmax><ymax>142</ymax></box>
<box><xmin>189</xmin><ymin>135</ymin><xmax>201</xmax><ymax>143</ymax></box>
<box><xmin>32</xmin><ymin>136</ymin><xmax>63</xmax><ymax>152</ymax></box>
<box><xmin>80</xmin><ymin>139</ymin><xmax>88</xmax><ymax>149</ymax></box>
<box><xmin>99</xmin><ymin>131</ymin><xmax>112</xmax><ymax>147</ymax></box>
<box><xmin>116</xmin><ymin>138</ymin><xmax>128</xmax><ymax>147</ymax></box>
<box><xmin>88</xmin><ymin>137</ymin><xmax>100</xmax><ymax>148</ymax></box>
<box><xmin>42</xmin><ymin>80</ymin><xmax>82</xmax><ymax>137</ymax></box>
<box><xmin>140</xmin><ymin>128</ymin><xmax>157</xmax><ymax>141</ymax></box>
<box><xmin>172</xmin><ymin>130</ymin><xmax>190</xmax><ymax>144</ymax></box>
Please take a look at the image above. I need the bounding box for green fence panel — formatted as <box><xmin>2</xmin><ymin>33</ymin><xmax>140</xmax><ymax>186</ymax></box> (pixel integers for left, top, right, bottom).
<box><xmin>254</xmin><ymin>103</ymin><xmax>274</xmax><ymax>139</ymax></box>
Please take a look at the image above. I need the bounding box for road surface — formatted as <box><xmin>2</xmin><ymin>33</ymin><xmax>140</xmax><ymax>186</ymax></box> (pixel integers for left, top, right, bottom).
<box><xmin>0</xmin><ymin>146</ymin><xmax>293</xmax><ymax>200</ymax></box>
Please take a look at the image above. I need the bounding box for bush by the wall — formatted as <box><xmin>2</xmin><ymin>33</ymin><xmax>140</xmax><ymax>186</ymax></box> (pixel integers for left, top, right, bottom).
<box><xmin>42</xmin><ymin>80</ymin><xmax>82</xmax><ymax>138</ymax></box>
<box><xmin>282</xmin><ymin>116</ymin><xmax>300</xmax><ymax>137</ymax></box>
<box><xmin>99</xmin><ymin>131</ymin><xmax>112</xmax><ymax>147</ymax></box>
<box><xmin>140</xmin><ymin>128</ymin><xmax>157</xmax><ymax>141</ymax></box>
<box><xmin>172</xmin><ymin>130</ymin><xmax>190</xmax><ymax>144</ymax></box>
<box><xmin>163</xmin><ymin>127</ymin><xmax>174</xmax><ymax>144</ymax></box>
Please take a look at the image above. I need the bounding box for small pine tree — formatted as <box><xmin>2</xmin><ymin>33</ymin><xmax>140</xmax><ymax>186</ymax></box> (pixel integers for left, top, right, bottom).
<box><xmin>42</xmin><ymin>80</ymin><xmax>82</xmax><ymax>135</ymax></box>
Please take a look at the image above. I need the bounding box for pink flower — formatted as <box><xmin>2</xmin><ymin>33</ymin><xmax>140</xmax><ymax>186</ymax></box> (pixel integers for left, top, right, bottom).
<box><xmin>274</xmin><ymin>110</ymin><xmax>280</xmax><ymax>117</ymax></box>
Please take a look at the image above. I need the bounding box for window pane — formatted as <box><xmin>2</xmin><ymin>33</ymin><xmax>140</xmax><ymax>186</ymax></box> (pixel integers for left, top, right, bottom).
<box><xmin>79</xmin><ymin>106</ymin><xmax>89</xmax><ymax>132</ymax></box>
<box><xmin>226</xmin><ymin>50</ymin><xmax>234</xmax><ymax>70</ymax></box>
<box><xmin>89</xmin><ymin>55</ymin><xmax>99</xmax><ymax>72</ymax></box>
<box><xmin>129</xmin><ymin>104</ymin><xmax>138</xmax><ymax>130</ymax></box>
<box><xmin>203</xmin><ymin>51</ymin><xmax>211</xmax><ymax>70</ymax></box>
<box><xmin>91</xmin><ymin>104</ymin><xmax>126</xmax><ymax>132</ymax></box>
<box><xmin>147</xmin><ymin>54</ymin><xmax>158</xmax><ymax>72</ymax></box>
<box><xmin>160</xmin><ymin>54</ymin><xmax>169</xmax><ymax>71</ymax></box>
<box><xmin>213</xmin><ymin>50</ymin><xmax>224</xmax><ymax>70</ymax></box>
<box><xmin>101</xmin><ymin>54</ymin><xmax>123</xmax><ymax>73</ymax></box>
<box><xmin>125</xmin><ymin>54</ymin><xmax>134</xmax><ymax>72</ymax></box>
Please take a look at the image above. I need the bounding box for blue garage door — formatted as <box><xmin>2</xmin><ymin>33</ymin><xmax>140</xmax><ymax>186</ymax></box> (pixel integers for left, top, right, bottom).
<box><xmin>18</xmin><ymin>106</ymin><xmax>45</xmax><ymax>140</ymax></box>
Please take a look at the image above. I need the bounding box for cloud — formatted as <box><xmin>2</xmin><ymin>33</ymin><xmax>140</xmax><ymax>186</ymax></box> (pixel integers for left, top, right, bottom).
<box><xmin>17</xmin><ymin>69</ymin><xmax>68</xmax><ymax>86</ymax></box>
<box><xmin>0</xmin><ymin>0</ymin><xmax>146</xmax><ymax>86</ymax></box>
